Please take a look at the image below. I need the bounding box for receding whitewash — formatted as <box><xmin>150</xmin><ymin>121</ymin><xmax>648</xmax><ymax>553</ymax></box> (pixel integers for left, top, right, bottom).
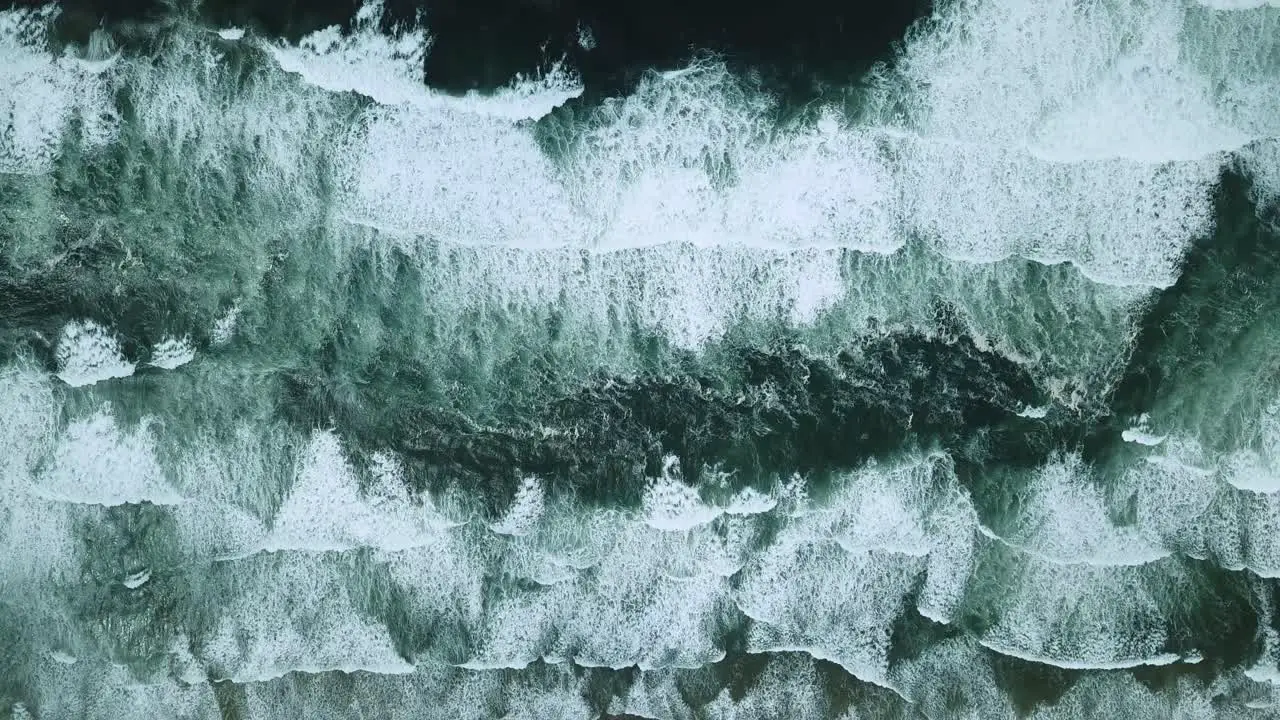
<box><xmin>54</xmin><ymin>320</ymin><xmax>136</xmax><ymax>387</ymax></box>
<box><xmin>335</xmin><ymin>101</ymin><xmax>581</xmax><ymax>243</ymax></box>
<box><xmin>492</xmin><ymin>476</ymin><xmax>547</xmax><ymax>536</ymax></box>
<box><xmin>889</xmin><ymin>133</ymin><xmax>1219</xmax><ymax>288</ymax></box>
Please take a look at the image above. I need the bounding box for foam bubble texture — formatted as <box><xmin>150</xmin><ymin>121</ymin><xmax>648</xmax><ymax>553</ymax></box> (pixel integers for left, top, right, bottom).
<box><xmin>266</xmin><ymin>430</ymin><xmax>445</xmax><ymax>552</ymax></box>
<box><xmin>54</xmin><ymin>321</ymin><xmax>136</xmax><ymax>387</ymax></box>
<box><xmin>264</xmin><ymin>0</ymin><xmax>428</xmax><ymax>105</ymax></box>
<box><xmin>0</xmin><ymin>6</ymin><xmax>118</xmax><ymax>174</ymax></box>
<box><xmin>865</xmin><ymin>0</ymin><xmax>1280</xmax><ymax>285</ymax></box>
<box><xmin>34</xmin><ymin>406</ymin><xmax>181</xmax><ymax>506</ymax></box>
<box><xmin>199</xmin><ymin>552</ymin><xmax>413</xmax><ymax>682</ymax></box>
<box><xmin>7</xmin><ymin>1</ymin><xmax>1280</xmax><ymax>716</ymax></box>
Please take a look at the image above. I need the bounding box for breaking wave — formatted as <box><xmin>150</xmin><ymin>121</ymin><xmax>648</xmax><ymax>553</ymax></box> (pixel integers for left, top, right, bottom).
<box><xmin>4</xmin><ymin>0</ymin><xmax>1280</xmax><ymax>717</ymax></box>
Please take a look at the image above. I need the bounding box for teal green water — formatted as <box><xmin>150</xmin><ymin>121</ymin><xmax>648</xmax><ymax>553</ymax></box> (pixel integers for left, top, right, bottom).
<box><xmin>3</xmin><ymin>1</ymin><xmax>1280</xmax><ymax>718</ymax></box>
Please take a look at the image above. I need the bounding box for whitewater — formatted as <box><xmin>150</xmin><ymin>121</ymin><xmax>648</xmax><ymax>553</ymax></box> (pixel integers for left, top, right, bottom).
<box><xmin>2</xmin><ymin>0</ymin><xmax>1280</xmax><ymax>717</ymax></box>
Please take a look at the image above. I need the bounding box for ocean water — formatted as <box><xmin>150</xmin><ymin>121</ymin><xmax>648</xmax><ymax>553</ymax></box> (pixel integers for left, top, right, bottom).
<box><xmin>2</xmin><ymin>0</ymin><xmax>1280</xmax><ymax>717</ymax></box>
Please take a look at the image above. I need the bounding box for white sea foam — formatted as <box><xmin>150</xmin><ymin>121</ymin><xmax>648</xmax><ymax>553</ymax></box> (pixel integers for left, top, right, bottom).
<box><xmin>1107</xmin><ymin>431</ymin><xmax>1280</xmax><ymax>577</ymax></box>
<box><xmin>864</xmin><ymin>0</ymin><xmax>1280</xmax><ymax>285</ymax></box>
<box><xmin>0</xmin><ymin>5</ymin><xmax>118</xmax><ymax>174</ymax></box>
<box><xmin>978</xmin><ymin>640</ymin><xmax>1182</xmax><ymax>671</ymax></box>
<box><xmin>54</xmin><ymin>320</ymin><xmax>136</xmax><ymax>387</ymax></box>
<box><xmin>418</xmin><ymin>60</ymin><xmax>583</xmax><ymax>122</ymax></box>
<box><xmin>266</xmin><ymin>430</ymin><xmax>447</xmax><ymax>552</ymax></box>
<box><xmin>1123</xmin><ymin>429</ymin><xmax>1167</xmax><ymax>446</ymax></box>
<box><xmin>264</xmin><ymin>0</ymin><xmax>428</xmax><ymax>106</ymax></box>
<box><xmin>1028</xmin><ymin>671</ymin><xmax>1242</xmax><ymax>720</ymax></box>
<box><xmin>972</xmin><ymin>538</ymin><xmax>1181</xmax><ymax>670</ymax></box>
<box><xmin>877</xmin><ymin>0</ymin><xmax>1280</xmax><ymax>159</ymax></box>
<box><xmin>0</xmin><ymin>364</ymin><xmax>78</xmax><ymax>587</ymax></box>
<box><xmin>1241</xmin><ymin>139</ymin><xmax>1280</xmax><ymax>209</ymax></box>
<box><xmin>200</xmin><ymin>552</ymin><xmax>414</xmax><ymax>682</ymax></box>
<box><xmin>576</xmin><ymin>24</ymin><xmax>596</xmax><ymax>51</ymax></box>
<box><xmin>10</xmin><ymin>2</ymin><xmax>1280</xmax><ymax>714</ymax></box>
<box><xmin>641</xmin><ymin>456</ymin><xmax>722</xmax><ymax>531</ymax></box>
<box><xmin>0</xmin><ymin>362</ymin><xmax>57</xmax><ymax>478</ymax></box>
<box><xmin>62</xmin><ymin>5</ymin><xmax>1142</xmax><ymax>369</ymax></box>
<box><xmin>470</xmin><ymin>506</ymin><xmax>737</xmax><ymax>670</ymax></box>
<box><xmin>147</xmin><ymin>336</ymin><xmax>195</xmax><ymax>369</ymax></box>
<box><xmin>334</xmin><ymin>99</ymin><xmax>580</xmax><ymax>245</ymax></box>
<box><xmin>884</xmin><ymin>134</ymin><xmax>1219</xmax><ymax>287</ymax></box>
<box><xmin>699</xmin><ymin>654</ymin><xmax>851</xmax><ymax>719</ymax></box>
<box><xmin>211</xmin><ymin>303</ymin><xmax>241</xmax><ymax>345</ymax></box>
<box><xmin>735</xmin><ymin>455</ymin><xmax>972</xmax><ymax>686</ymax></box>
<box><xmin>492</xmin><ymin>476</ymin><xmax>547</xmax><ymax>536</ymax></box>
<box><xmin>992</xmin><ymin>454</ymin><xmax>1171</xmax><ymax>566</ymax></box>
<box><xmin>121</xmin><ymin>568</ymin><xmax>151</xmax><ymax>589</ymax></box>
<box><xmin>1198</xmin><ymin>0</ymin><xmax>1280</xmax><ymax>7</ymax></box>
<box><xmin>889</xmin><ymin>637</ymin><xmax>1021</xmax><ymax>718</ymax></box>
<box><xmin>267</xmin><ymin>0</ymin><xmax>581</xmax><ymax>119</ymax></box>
<box><xmin>34</xmin><ymin>406</ymin><xmax>182</xmax><ymax>506</ymax></box>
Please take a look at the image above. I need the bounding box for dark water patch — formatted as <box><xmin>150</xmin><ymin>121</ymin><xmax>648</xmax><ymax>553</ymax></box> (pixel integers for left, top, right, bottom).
<box><xmin>1154</xmin><ymin>559</ymin><xmax>1265</xmax><ymax>673</ymax></box>
<box><xmin>1129</xmin><ymin>660</ymin><xmax>1218</xmax><ymax>700</ymax></box>
<box><xmin>25</xmin><ymin>0</ymin><xmax>935</xmax><ymax>109</ymax></box>
<box><xmin>210</xmin><ymin>679</ymin><xmax>250</xmax><ymax>720</ymax></box>
<box><xmin>886</xmin><ymin>602</ymin><xmax>960</xmax><ymax>669</ymax></box>
<box><xmin>0</xmin><ymin>605</ymin><xmax>38</xmax><ymax>720</ymax></box>
<box><xmin>61</xmin><ymin>504</ymin><xmax>195</xmax><ymax>680</ymax></box>
<box><xmin>276</xmin><ymin>327</ymin><xmax>1048</xmax><ymax>512</ymax></box>
<box><xmin>403</xmin><ymin>0</ymin><xmax>934</xmax><ymax>104</ymax></box>
<box><xmin>813</xmin><ymin>656</ymin><xmax>917</xmax><ymax>719</ymax></box>
<box><xmin>579</xmin><ymin>665</ymin><xmax>639</xmax><ymax>719</ymax></box>
<box><xmin>986</xmin><ymin>651</ymin><xmax>1081</xmax><ymax>717</ymax></box>
<box><xmin>1111</xmin><ymin>167</ymin><xmax>1280</xmax><ymax>451</ymax></box>
<box><xmin>11</xmin><ymin>0</ymin><xmax>354</xmax><ymax>47</ymax></box>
